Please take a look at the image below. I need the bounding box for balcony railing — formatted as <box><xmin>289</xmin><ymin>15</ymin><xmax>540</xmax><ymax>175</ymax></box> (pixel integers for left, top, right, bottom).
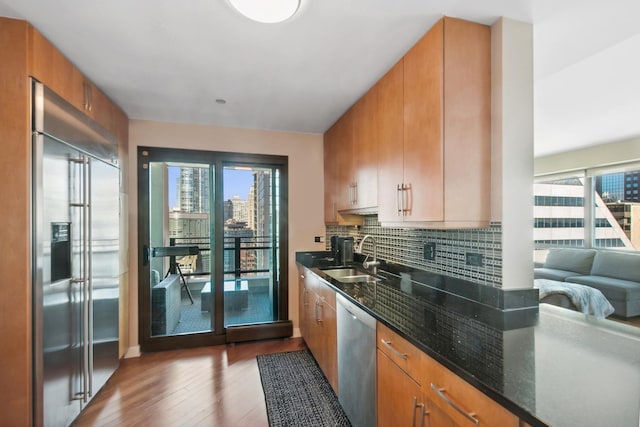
<box><xmin>168</xmin><ymin>235</ymin><xmax>273</xmax><ymax>279</ymax></box>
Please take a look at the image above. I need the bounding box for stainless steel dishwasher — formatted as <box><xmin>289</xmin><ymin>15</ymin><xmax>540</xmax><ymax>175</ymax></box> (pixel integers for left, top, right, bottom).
<box><xmin>336</xmin><ymin>294</ymin><xmax>377</xmax><ymax>427</ymax></box>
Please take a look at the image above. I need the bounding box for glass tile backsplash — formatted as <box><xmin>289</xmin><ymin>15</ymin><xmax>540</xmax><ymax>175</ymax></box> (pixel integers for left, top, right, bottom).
<box><xmin>326</xmin><ymin>215</ymin><xmax>503</xmax><ymax>288</ymax></box>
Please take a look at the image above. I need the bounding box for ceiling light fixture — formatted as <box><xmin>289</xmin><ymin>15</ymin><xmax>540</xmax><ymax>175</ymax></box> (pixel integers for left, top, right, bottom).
<box><xmin>227</xmin><ymin>0</ymin><xmax>301</xmax><ymax>24</ymax></box>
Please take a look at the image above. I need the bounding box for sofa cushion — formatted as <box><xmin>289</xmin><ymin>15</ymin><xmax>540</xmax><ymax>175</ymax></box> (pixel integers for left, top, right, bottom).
<box><xmin>566</xmin><ymin>275</ymin><xmax>640</xmax><ymax>301</ymax></box>
<box><xmin>543</xmin><ymin>248</ymin><xmax>596</xmax><ymax>275</ymax></box>
<box><xmin>534</xmin><ymin>268</ymin><xmax>583</xmax><ymax>282</ymax></box>
<box><xmin>589</xmin><ymin>251</ymin><xmax>640</xmax><ymax>283</ymax></box>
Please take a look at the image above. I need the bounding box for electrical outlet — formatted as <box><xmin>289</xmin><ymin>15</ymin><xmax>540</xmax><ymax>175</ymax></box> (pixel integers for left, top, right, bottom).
<box><xmin>424</xmin><ymin>242</ymin><xmax>436</xmax><ymax>260</ymax></box>
<box><xmin>466</xmin><ymin>252</ymin><xmax>484</xmax><ymax>266</ymax></box>
<box><xmin>314</xmin><ymin>236</ymin><xmax>324</xmax><ymax>243</ymax></box>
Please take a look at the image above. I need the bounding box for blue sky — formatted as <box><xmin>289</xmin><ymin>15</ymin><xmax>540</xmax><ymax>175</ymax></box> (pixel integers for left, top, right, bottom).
<box><xmin>168</xmin><ymin>166</ymin><xmax>254</xmax><ymax>208</ymax></box>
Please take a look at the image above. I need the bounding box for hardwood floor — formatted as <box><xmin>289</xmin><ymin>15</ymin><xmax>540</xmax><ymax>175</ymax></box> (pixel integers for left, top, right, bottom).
<box><xmin>73</xmin><ymin>337</ymin><xmax>306</xmax><ymax>427</ymax></box>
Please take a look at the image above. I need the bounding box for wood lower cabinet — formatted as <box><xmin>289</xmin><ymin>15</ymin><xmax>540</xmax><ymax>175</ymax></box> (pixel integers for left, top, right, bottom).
<box><xmin>377</xmin><ymin>349</ymin><xmax>426</xmax><ymax>427</ymax></box>
<box><xmin>421</xmin><ymin>353</ymin><xmax>519</xmax><ymax>427</ymax></box>
<box><xmin>377</xmin><ymin>320</ymin><xmax>521</xmax><ymax>427</ymax></box>
<box><xmin>297</xmin><ymin>267</ymin><xmax>338</xmax><ymax>393</ymax></box>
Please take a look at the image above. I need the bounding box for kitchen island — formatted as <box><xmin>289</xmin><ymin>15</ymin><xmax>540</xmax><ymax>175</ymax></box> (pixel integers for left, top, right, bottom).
<box><xmin>297</xmin><ymin>251</ymin><xmax>640</xmax><ymax>427</ymax></box>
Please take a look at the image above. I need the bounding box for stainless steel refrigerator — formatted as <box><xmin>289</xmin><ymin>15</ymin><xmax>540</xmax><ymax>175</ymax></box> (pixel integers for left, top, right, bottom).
<box><xmin>31</xmin><ymin>80</ymin><xmax>120</xmax><ymax>427</ymax></box>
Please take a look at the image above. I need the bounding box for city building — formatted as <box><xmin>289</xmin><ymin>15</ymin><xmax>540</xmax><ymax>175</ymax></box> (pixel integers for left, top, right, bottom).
<box><xmin>533</xmin><ymin>178</ymin><xmax>634</xmax><ymax>261</ymax></box>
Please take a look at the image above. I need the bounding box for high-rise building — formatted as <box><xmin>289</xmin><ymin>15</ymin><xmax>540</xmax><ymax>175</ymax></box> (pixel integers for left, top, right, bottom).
<box><xmin>606</xmin><ymin>202</ymin><xmax>640</xmax><ymax>249</ymax></box>
<box><xmin>225</xmin><ymin>195</ymin><xmax>249</xmax><ymax>224</ymax></box>
<box><xmin>596</xmin><ymin>171</ymin><xmax>640</xmax><ymax>203</ymax></box>
<box><xmin>170</xmin><ymin>166</ymin><xmax>211</xmax><ymax>272</ymax></box>
<box><xmin>623</xmin><ymin>172</ymin><xmax>640</xmax><ymax>202</ymax></box>
<box><xmin>178</xmin><ymin>167</ymin><xmax>209</xmax><ymax>213</ymax></box>
<box><xmin>596</xmin><ymin>173</ymin><xmax>624</xmax><ymax>202</ymax></box>
<box><xmin>252</xmin><ymin>170</ymin><xmax>272</xmax><ymax>272</ymax></box>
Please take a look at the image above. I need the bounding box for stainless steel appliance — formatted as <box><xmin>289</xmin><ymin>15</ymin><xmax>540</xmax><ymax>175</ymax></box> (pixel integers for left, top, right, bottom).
<box><xmin>31</xmin><ymin>80</ymin><xmax>120</xmax><ymax>427</ymax></box>
<box><xmin>336</xmin><ymin>294</ymin><xmax>376</xmax><ymax>427</ymax></box>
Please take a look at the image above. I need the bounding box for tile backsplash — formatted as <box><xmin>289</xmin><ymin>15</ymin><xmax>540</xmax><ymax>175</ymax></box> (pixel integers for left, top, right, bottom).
<box><xmin>326</xmin><ymin>215</ymin><xmax>503</xmax><ymax>288</ymax></box>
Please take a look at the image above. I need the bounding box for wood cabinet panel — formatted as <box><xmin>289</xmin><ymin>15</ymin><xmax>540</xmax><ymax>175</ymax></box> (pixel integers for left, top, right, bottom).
<box><xmin>324</xmin><ymin>124</ymin><xmax>339</xmax><ymax>223</ymax></box>
<box><xmin>0</xmin><ymin>17</ymin><xmax>32</xmax><ymax>426</ymax></box>
<box><xmin>351</xmin><ymin>87</ymin><xmax>378</xmax><ymax>209</ymax></box>
<box><xmin>324</xmin><ymin>111</ymin><xmax>363</xmax><ymax>225</ymax></box>
<box><xmin>377</xmin><ymin>321</ymin><xmax>423</xmax><ymax>382</ymax></box>
<box><xmin>297</xmin><ymin>267</ymin><xmax>338</xmax><ymax>393</ymax></box>
<box><xmin>376</xmin><ymin>60</ymin><xmax>405</xmax><ymax>223</ymax></box>
<box><xmin>421</xmin><ymin>353</ymin><xmax>519</xmax><ymax>427</ymax></box>
<box><xmin>425</xmin><ymin>400</ymin><xmax>459</xmax><ymax>427</ymax></box>
<box><xmin>403</xmin><ymin>18</ymin><xmax>445</xmax><ymax>222</ymax></box>
<box><xmin>378</xmin><ymin>17</ymin><xmax>490</xmax><ymax>228</ymax></box>
<box><xmin>335</xmin><ymin>108</ymin><xmax>354</xmax><ymax>211</ymax></box>
<box><xmin>30</xmin><ymin>27</ymin><xmax>86</xmax><ymax>112</ymax></box>
<box><xmin>377</xmin><ymin>349</ymin><xmax>426</xmax><ymax>427</ymax></box>
<box><xmin>29</xmin><ymin>26</ymin><xmax>128</xmax><ymax>143</ymax></box>
<box><xmin>441</xmin><ymin>17</ymin><xmax>491</xmax><ymax>223</ymax></box>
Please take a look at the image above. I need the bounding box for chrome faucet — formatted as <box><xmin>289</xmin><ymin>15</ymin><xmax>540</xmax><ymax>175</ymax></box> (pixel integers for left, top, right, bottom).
<box><xmin>357</xmin><ymin>235</ymin><xmax>380</xmax><ymax>274</ymax></box>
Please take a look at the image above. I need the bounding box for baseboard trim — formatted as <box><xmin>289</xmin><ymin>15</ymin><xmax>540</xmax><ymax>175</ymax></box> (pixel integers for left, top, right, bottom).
<box><xmin>226</xmin><ymin>320</ymin><xmax>293</xmax><ymax>343</ymax></box>
<box><xmin>124</xmin><ymin>345</ymin><xmax>141</xmax><ymax>358</ymax></box>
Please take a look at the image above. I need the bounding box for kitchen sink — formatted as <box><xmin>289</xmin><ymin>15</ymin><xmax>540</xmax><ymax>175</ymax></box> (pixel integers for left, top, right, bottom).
<box><xmin>321</xmin><ymin>268</ymin><xmax>380</xmax><ymax>284</ymax></box>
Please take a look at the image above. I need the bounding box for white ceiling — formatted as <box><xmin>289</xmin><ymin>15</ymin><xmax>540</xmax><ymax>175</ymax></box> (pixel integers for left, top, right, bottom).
<box><xmin>0</xmin><ymin>0</ymin><xmax>638</xmax><ymax>157</ymax></box>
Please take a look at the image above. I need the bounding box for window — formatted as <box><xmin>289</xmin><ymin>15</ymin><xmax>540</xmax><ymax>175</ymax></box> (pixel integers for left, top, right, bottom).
<box><xmin>534</xmin><ymin>167</ymin><xmax>640</xmax><ymax>258</ymax></box>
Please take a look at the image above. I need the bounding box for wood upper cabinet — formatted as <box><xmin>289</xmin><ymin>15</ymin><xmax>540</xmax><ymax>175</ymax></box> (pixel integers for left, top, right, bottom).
<box><xmin>377</xmin><ymin>60</ymin><xmax>405</xmax><ymax>222</ymax></box>
<box><xmin>297</xmin><ymin>266</ymin><xmax>338</xmax><ymax>393</ymax></box>
<box><xmin>324</xmin><ymin>81</ymin><xmax>378</xmax><ymax>222</ymax></box>
<box><xmin>350</xmin><ymin>87</ymin><xmax>378</xmax><ymax>210</ymax></box>
<box><xmin>29</xmin><ymin>25</ymin><xmax>127</xmax><ymax>143</ymax></box>
<box><xmin>324</xmin><ymin>111</ymin><xmax>363</xmax><ymax>225</ymax></box>
<box><xmin>379</xmin><ymin>17</ymin><xmax>491</xmax><ymax>227</ymax></box>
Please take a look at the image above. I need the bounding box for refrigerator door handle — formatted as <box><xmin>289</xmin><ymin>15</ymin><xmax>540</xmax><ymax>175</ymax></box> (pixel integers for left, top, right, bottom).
<box><xmin>86</xmin><ymin>157</ymin><xmax>94</xmax><ymax>398</ymax></box>
<box><xmin>82</xmin><ymin>155</ymin><xmax>90</xmax><ymax>403</ymax></box>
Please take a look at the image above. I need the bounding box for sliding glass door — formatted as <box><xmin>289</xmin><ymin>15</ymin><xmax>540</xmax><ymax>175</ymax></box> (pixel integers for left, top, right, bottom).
<box><xmin>138</xmin><ymin>147</ymin><xmax>288</xmax><ymax>351</ymax></box>
<box><xmin>222</xmin><ymin>165</ymin><xmax>280</xmax><ymax>327</ymax></box>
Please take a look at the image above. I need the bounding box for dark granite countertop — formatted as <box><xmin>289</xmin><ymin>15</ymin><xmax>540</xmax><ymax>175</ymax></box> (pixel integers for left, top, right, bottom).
<box><xmin>296</xmin><ymin>251</ymin><xmax>640</xmax><ymax>427</ymax></box>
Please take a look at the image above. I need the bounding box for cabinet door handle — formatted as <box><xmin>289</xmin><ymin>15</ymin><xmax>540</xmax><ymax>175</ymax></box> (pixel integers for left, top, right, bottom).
<box><xmin>315</xmin><ymin>297</ymin><xmax>324</xmax><ymax>323</ymax></box>
<box><xmin>411</xmin><ymin>396</ymin><xmax>427</xmax><ymax>427</ymax></box>
<box><xmin>380</xmin><ymin>338</ymin><xmax>407</xmax><ymax>359</ymax></box>
<box><xmin>402</xmin><ymin>183</ymin><xmax>410</xmax><ymax>216</ymax></box>
<box><xmin>430</xmin><ymin>383</ymin><xmax>479</xmax><ymax>425</ymax></box>
<box><xmin>396</xmin><ymin>184</ymin><xmax>403</xmax><ymax>215</ymax></box>
<box><xmin>303</xmin><ymin>287</ymin><xmax>309</xmax><ymax>307</ymax></box>
<box><xmin>353</xmin><ymin>181</ymin><xmax>358</xmax><ymax>205</ymax></box>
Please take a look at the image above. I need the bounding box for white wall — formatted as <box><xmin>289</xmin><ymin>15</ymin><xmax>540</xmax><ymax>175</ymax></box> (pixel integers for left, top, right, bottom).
<box><xmin>126</xmin><ymin>119</ymin><xmax>326</xmax><ymax>353</ymax></box>
<box><xmin>491</xmin><ymin>18</ymin><xmax>534</xmax><ymax>289</ymax></box>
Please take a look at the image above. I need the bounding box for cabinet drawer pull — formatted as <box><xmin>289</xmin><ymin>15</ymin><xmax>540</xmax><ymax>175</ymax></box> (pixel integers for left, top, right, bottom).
<box><xmin>430</xmin><ymin>383</ymin><xmax>479</xmax><ymax>425</ymax></box>
<box><xmin>380</xmin><ymin>338</ymin><xmax>407</xmax><ymax>360</ymax></box>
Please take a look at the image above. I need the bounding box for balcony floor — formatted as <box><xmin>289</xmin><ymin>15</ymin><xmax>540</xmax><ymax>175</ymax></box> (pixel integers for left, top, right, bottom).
<box><xmin>165</xmin><ymin>280</ymin><xmax>275</xmax><ymax>335</ymax></box>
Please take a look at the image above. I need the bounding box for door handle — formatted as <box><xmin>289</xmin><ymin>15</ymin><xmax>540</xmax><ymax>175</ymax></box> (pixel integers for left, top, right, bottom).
<box><xmin>143</xmin><ymin>245</ymin><xmax>150</xmax><ymax>266</ymax></box>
